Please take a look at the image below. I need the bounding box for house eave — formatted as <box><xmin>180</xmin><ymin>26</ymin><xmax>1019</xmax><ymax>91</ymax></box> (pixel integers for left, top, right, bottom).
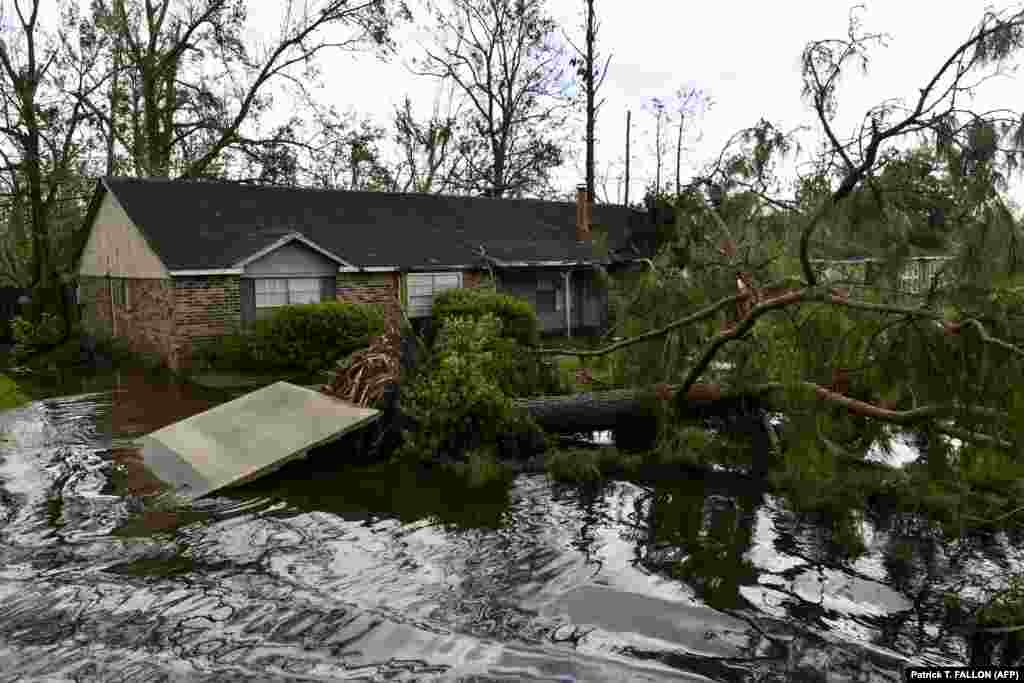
<box><xmin>481</xmin><ymin>259</ymin><xmax>602</xmax><ymax>269</ymax></box>
<box><xmin>170</xmin><ymin>269</ymin><xmax>245</xmax><ymax>276</ymax></box>
<box><xmin>338</xmin><ymin>266</ymin><xmax>400</xmax><ymax>273</ymax></box>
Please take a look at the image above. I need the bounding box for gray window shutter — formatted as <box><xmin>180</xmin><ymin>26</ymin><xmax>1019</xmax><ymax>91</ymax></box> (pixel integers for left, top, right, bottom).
<box><xmin>320</xmin><ymin>276</ymin><xmax>336</xmax><ymax>303</ymax></box>
<box><xmin>240</xmin><ymin>278</ymin><xmax>255</xmax><ymax>327</ymax></box>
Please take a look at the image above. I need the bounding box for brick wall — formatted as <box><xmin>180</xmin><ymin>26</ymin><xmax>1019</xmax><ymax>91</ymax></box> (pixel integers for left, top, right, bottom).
<box><xmin>79</xmin><ymin>276</ymin><xmax>177</xmax><ymax>366</ymax></box>
<box><xmin>462</xmin><ymin>269</ymin><xmax>492</xmax><ymax>289</ymax></box>
<box><xmin>336</xmin><ymin>272</ymin><xmax>402</xmax><ymax>325</ymax></box>
<box><xmin>79</xmin><ymin>276</ymin><xmax>113</xmax><ymax>340</ymax></box>
<box><xmin>173</xmin><ymin>276</ymin><xmax>241</xmax><ymax>368</ymax></box>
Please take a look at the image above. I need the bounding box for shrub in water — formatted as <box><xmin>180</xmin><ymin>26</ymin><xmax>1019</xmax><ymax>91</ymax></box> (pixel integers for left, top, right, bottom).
<box><xmin>400</xmin><ymin>314</ymin><xmax>535</xmax><ymax>462</ymax></box>
<box><xmin>432</xmin><ymin>288</ymin><xmax>561</xmax><ymax>396</ymax></box>
<box><xmin>250</xmin><ymin>302</ymin><xmax>385</xmax><ymax>373</ymax></box>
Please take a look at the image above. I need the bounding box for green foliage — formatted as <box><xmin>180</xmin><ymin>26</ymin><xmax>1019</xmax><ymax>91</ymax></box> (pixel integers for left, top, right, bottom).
<box><xmin>977</xmin><ymin>574</ymin><xmax>1024</xmax><ymax>632</ymax></box>
<box><xmin>770</xmin><ymin>435</ymin><xmax>841</xmax><ymax>510</ymax></box>
<box><xmin>399</xmin><ymin>314</ymin><xmax>536</xmax><ymax>462</ymax></box>
<box><xmin>248</xmin><ymin>302</ymin><xmax>385</xmax><ymax>373</ymax></box>
<box><xmin>10</xmin><ymin>312</ymin><xmax>64</xmax><ymax>360</ymax></box>
<box><xmin>190</xmin><ymin>332</ymin><xmax>264</xmax><ymax>372</ymax></box>
<box><xmin>447</xmin><ymin>448</ymin><xmax>514</xmax><ymax>487</ymax></box>
<box><xmin>431</xmin><ymin>287</ymin><xmax>560</xmax><ymax>396</ymax></box>
<box><xmin>556</xmin><ymin>353</ymin><xmax>617</xmax><ymax>391</ymax></box>
<box><xmin>651</xmin><ymin>423</ymin><xmax>718</xmax><ymax>468</ymax></box>
<box><xmin>0</xmin><ymin>373</ymin><xmax>28</xmax><ymax>411</ymax></box>
<box><xmin>958</xmin><ymin>446</ymin><xmax>1024</xmax><ymax>492</ymax></box>
<box><xmin>489</xmin><ymin>335</ymin><xmax>564</xmax><ymax>397</ymax></box>
<box><xmin>544</xmin><ymin>447</ymin><xmax>641</xmax><ymax>482</ymax></box>
<box><xmin>431</xmin><ymin>286</ymin><xmax>540</xmax><ymax>346</ymax></box>
<box><xmin>820</xmin><ymin>149</ymin><xmax>959</xmax><ymax>258</ymax></box>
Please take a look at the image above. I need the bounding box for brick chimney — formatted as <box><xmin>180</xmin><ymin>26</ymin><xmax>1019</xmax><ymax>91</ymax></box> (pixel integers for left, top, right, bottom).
<box><xmin>576</xmin><ymin>184</ymin><xmax>591</xmax><ymax>241</ymax></box>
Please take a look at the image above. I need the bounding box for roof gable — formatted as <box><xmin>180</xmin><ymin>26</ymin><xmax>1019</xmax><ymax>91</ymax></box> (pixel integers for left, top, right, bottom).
<box><xmin>100</xmin><ymin>177</ymin><xmax>645</xmax><ymax>271</ymax></box>
<box><xmin>78</xmin><ymin>185</ymin><xmax>170</xmax><ymax>278</ymax></box>
<box><xmin>234</xmin><ymin>232</ymin><xmax>353</xmax><ymax>269</ymax></box>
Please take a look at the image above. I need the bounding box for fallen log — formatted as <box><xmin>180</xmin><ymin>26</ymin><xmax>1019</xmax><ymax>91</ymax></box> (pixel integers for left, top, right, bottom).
<box><xmin>511</xmin><ymin>383</ymin><xmax>766</xmax><ymax>434</ymax></box>
<box><xmin>513</xmin><ymin>387</ymin><xmax>650</xmax><ymax>433</ymax></box>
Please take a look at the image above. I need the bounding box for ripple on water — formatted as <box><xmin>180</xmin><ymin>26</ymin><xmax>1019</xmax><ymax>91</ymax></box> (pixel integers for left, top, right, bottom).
<box><xmin>0</xmin><ymin>375</ymin><xmax>1005</xmax><ymax>679</ymax></box>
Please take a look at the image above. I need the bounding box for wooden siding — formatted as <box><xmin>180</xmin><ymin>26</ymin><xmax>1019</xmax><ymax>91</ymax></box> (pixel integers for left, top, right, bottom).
<box><xmin>78</xmin><ymin>192</ymin><xmax>171</xmax><ymax>278</ymax></box>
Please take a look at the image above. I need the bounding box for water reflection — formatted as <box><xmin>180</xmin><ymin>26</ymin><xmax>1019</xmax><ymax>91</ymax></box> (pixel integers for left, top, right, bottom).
<box><xmin>0</xmin><ymin>366</ymin><xmax>1016</xmax><ymax>679</ymax></box>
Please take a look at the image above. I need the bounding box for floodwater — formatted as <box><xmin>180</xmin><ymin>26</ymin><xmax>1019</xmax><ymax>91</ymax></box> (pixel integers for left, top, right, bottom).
<box><xmin>0</xmin><ymin>368</ymin><xmax>1015</xmax><ymax>681</ymax></box>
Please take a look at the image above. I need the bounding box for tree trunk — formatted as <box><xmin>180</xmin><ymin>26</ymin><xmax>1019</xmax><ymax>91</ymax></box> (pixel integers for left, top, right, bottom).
<box><xmin>675</xmin><ymin>111</ymin><xmax>683</xmax><ymax>196</ymax></box>
<box><xmin>624</xmin><ymin>110</ymin><xmax>630</xmax><ymax>205</ymax></box>
<box><xmin>511</xmin><ymin>383</ymin><xmax>743</xmax><ymax>433</ymax></box>
<box><xmin>514</xmin><ymin>388</ymin><xmax>649</xmax><ymax>432</ymax></box>
<box><xmin>584</xmin><ymin>0</ymin><xmax>596</xmax><ymax>202</ymax></box>
<box><xmin>654</xmin><ymin>108</ymin><xmax>663</xmax><ymax>191</ymax></box>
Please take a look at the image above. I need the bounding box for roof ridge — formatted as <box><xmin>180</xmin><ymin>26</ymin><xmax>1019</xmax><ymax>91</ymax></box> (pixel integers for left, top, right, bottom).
<box><xmin>102</xmin><ymin>175</ymin><xmax>639</xmax><ymax>210</ymax></box>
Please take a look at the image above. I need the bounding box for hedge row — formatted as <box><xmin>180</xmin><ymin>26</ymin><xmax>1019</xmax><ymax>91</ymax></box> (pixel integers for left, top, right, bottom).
<box><xmin>195</xmin><ymin>301</ymin><xmax>385</xmax><ymax>373</ymax></box>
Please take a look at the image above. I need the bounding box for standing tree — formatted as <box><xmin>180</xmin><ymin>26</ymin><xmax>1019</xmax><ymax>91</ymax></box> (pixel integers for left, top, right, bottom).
<box><xmin>303</xmin><ymin>112</ymin><xmax>394</xmax><ymax>191</ymax></box>
<box><xmin>0</xmin><ymin>0</ymin><xmax>108</xmax><ymax>325</ymax></box>
<box><xmin>564</xmin><ymin>0</ymin><xmax>611</xmax><ymax>205</ymax></box>
<box><xmin>414</xmin><ymin>0</ymin><xmax>569</xmax><ymax>198</ymax></box>
<box><xmin>82</xmin><ymin>0</ymin><xmax>406</xmax><ymax>179</ymax></box>
<box><xmin>647</xmin><ymin>96</ymin><xmax>666</xmax><ymax>193</ymax></box>
<box><xmin>391</xmin><ymin>92</ymin><xmax>464</xmax><ymax>193</ymax></box>
<box><xmin>672</xmin><ymin>86</ymin><xmax>709</xmax><ymax>196</ymax></box>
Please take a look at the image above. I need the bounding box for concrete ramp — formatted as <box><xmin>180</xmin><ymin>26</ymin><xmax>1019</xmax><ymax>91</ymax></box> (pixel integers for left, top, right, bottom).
<box><xmin>139</xmin><ymin>381</ymin><xmax>379</xmax><ymax>500</ymax></box>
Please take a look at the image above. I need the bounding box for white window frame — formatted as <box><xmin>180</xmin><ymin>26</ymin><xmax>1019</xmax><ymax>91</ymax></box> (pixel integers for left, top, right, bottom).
<box><xmin>254</xmin><ymin>277</ymin><xmax>322</xmax><ymax>308</ymax></box>
<box><xmin>407</xmin><ymin>272</ymin><xmax>463</xmax><ymax>318</ymax></box>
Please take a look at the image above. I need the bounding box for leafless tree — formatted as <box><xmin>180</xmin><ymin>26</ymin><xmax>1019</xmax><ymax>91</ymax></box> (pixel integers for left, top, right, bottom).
<box><xmin>391</xmin><ymin>88</ymin><xmax>465</xmax><ymax>194</ymax></box>
<box><xmin>414</xmin><ymin>0</ymin><xmax>569</xmax><ymax>198</ymax></box>
<box><xmin>645</xmin><ymin>97</ymin><xmax>668</xmax><ymax>193</ymax></box>
<box><xmin>564</xmin><ymin>0</ymin><xmax>611</xmax><ymax>204</ymax></box>
<box><xmin>673</xmin><ymin>86</ymin><xmax>710</xmax><ymax>196</ymax></box>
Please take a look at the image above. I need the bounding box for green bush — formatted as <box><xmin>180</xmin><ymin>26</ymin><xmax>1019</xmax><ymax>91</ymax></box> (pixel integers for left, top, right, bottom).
<box><xmin>430</xmin><ymin>288</ymin><xmax>561</xmax><ymax>396</ymax></box>
<box><xmin>432</xmin><ymin>287</ymin><xmax>540</xmax><ymax>346</ymax></box>
<box><xmin>249</xmin><ymin>302</ymin><xmax>386</xmax><ymax>373</ymax></box>
<box><xmin>191</xmin><ymin>332</ymin><xmax>264</xmax><ymax>372</ymax></box>
<box><xmin>400</xmin><ymin>314</ymin><xmax>535</xmax><ymax>462</ymax></box>
<box><xmin>10</xmin><ymin>312</ymin><xmax>64</xmax><ymax>360</ymax></box>
<box><xmin>0</xmin><ymin>373</ymin><xmax>28</xmax><ymax>411</ymax></box>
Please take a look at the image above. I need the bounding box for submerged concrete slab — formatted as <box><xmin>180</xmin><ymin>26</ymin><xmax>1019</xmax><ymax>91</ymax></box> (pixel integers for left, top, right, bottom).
<box><xmin>139</xmin><ymin>381</ymin><xmax>379</xmax><ymax>500</ymax></box>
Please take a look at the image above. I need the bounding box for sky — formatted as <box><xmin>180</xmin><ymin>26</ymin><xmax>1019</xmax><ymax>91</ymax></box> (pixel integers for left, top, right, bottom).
<box><xmin>9</xmin><ymin>0</ymin><xmax>1022</xmax><ymax>202</ymax></box>
<box><xmin>281</xmin><ymin>0</ymin><xmax>1024</xmax><ymax>204</ymax></box>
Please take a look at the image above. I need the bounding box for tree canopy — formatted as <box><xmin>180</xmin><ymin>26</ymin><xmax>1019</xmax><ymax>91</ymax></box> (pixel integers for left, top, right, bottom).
<box><xmin>534</xmin><ymin>5</ymin><xmax>1024</xmax><ymax>537</ymax></box>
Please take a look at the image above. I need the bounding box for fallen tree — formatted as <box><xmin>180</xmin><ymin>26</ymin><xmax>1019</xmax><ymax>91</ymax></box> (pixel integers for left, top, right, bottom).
<box><xmin>512</xmin><ymin>382</ymin><xmax>757</xmax><ymax>433</ymax></box>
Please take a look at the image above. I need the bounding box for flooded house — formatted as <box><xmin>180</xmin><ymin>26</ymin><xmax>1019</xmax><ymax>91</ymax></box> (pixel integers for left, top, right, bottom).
<box><xmin>75</xmin><ymin>178</ymin><xmax>651</xmax><ymax>369</ymax></box>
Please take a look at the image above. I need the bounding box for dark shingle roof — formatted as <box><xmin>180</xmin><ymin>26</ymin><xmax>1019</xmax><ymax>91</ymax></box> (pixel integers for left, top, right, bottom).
<box><xmin>98</xmin><ymin>177</ymin><xmax>645</xmax><ymax>271</ymax></box>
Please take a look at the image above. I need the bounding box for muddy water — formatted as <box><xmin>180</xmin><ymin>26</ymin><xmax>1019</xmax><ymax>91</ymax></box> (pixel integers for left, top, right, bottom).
<box><xmin>0</xmin><ymin>368</ymin><xmax>1010</xmax><ymax>681</ymax></box>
